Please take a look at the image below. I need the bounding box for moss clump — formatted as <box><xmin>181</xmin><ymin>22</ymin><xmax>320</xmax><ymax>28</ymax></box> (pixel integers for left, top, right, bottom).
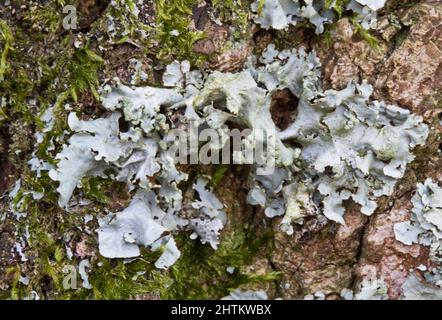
<box><xmin>40</xmin><ymin>222</ymin><xmax>278</xmax><ymax>300</ymax></box>
<box><xmin>0</xmin><ymin>19</ymin><xmax>13</xmax><ymax>81</ymax></box>
<box><xmin>67</xmin><ymin>47</ymin><xmax>104</xmax><ymax>102</ymax></box>
<box><xmin>211</xmin><ymin>0</ymin><xmax>251</xmax><ymax>39</ymax></box>
<box><xmin>325</xmin><ymin>0</ymin><xmax>350</xmax><ymax>17</ymax></box>
<box><xmin>23</xmin><ymin>1</ymin><xmax>65</xmax><ymax>34</ymax></box>
<box><xmin>80</xmin><ymin>176</ymin><xmax>129</xmax><ymax>205</ymax></box>
<box><xmin>86</xmin><ymin>252</ymin><xmax>175</xmax><ymax>300</ymax></box>
<box><xmin>351</xmin><ymin>18</ymin><xmax>381</xmax><ymax>49</ymax></box>
<box><xmin>160</xmin><ymin>226</ymin><xmax>279</xmax><ymax>299</ymax></box>
<box><xmin>155</xmin><ymin>0</ymin><xmax>206</xmax><ymax>65</ymax></box>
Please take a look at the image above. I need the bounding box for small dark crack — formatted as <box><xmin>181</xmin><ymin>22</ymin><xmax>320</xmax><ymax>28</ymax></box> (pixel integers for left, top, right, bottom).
<box><xmin>349</xmin><ymin>214</ymin><xmax>372</xmax><ymax>291</ymax></box>
<box><xmin>267</xmin><ymin>257</ymin><xmax>282</xmax><ymax>297</ymax></box>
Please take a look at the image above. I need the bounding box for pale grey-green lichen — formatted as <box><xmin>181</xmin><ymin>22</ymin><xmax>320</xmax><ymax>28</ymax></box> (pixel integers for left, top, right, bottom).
<box><xmin>98</xmin><ymin>190</ymin><xmax>170</xmax><ymax>259</ymax></box>
<box><xmin>41</xmin><ymin>44</ymin><xmax>428</xmax><ymax>268</ymax></box>
<box><xmin>245</xmin><ymin>45</ymin><xmax>428</xmax><ymax>229</ymax></box>
<box><xmin>354</xmin><ymin>277</ymin><xmax>388</xmax><ymax>300</ymax></box>
<box><xmin>48</xmin><ymin>112</ymin><xmax>141</xmax><ymax>208</ymax></box>
<box><xmin>78</xmin><ymin>259</ymin><xmax>92</xmax><ymax>290</ymax></box>
<box><xmin>394</xmin><ymin>179</ymin><xmax>442</xmax><ymax>246</ymax></box>
<box><xmin>251</xmin><ymin>0</ymin><xmax>386</xmax><ymax>33</ymax></box>
<box><xmin>393</xmin><ymin>179</ymin><xmax>442</xmax><ymax>296</ymax></box>
<box><xmin>401</xmin><ymin>273</ymin><xmax>442</xmax><ymax>300</ymax></box>
<box><xmin>304</xmin><ymin>291</ymin><xmax>325</xmax><ymax>300</ymax></box>
<box><xmin>190</xmin><ymin>178</ymin><xmax>226</xmax><ymax>250</ymax></box>
<box><xmin>154</xmin><ymin>238</ymin><xmax>181</xmax><ymax>269</ymax></box>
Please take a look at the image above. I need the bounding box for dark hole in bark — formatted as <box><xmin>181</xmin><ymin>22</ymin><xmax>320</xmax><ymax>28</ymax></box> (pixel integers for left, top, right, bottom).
<box><xmin>284</xmin><ymin>138</ymin><xmax>303</xmax><ymax>150</ymax></box>
<box><xmin>270</xmin><ymin>88</ymin><xmax>299</xmax><ymax>130</ymax></box>
<box><xmin>212</xmin><ymin>96</ymin><xmax>229</xmax><ymax>113</ymax></box>
<box><xmin>118</xmin><ymin>117</ymin><xmax>130</xmax><ymax>133</ymax></box>
<box><xmin>324</xmin><ymin>165</ymin><xmax>335</xmax><ymax>177</ymax></box>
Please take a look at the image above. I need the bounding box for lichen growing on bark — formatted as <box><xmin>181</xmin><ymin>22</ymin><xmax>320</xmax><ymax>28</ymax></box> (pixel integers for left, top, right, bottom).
<box><xmin>0</xmin><ymin>0</ymin><xmax>441</xmax><ymax>300</ymax></box>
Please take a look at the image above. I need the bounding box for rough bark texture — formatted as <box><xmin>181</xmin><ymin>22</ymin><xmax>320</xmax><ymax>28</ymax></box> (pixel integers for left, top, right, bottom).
<box><xmin>0</xmin><ymin>0</ymin><xmax>441</xmax><ymax>299</ymax></box>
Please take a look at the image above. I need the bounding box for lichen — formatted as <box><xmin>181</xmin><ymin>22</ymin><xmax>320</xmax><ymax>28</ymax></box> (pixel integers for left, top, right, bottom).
<box><xmin>244</xmin><ymin>45</ymin><xmax>428</xmax><ymax>230</ymax></box>
<box><xmin>250</xmin><ymin>0</ymin><xmax>386</xmax><ymax>33</ymax></box>
<box><xmin>354</xmin><ymin>277</ymin><xmax>388</xmax><ymax>300</ymax></box>
<box><xmin>34</xmin><ymin>40</ymin><xmax>428</xmax><ymax>276</ymax></box>
<box><xmin>394</xmin><ymin>179</ymin><xmax>442</xmax><ymax>246</ymax></box>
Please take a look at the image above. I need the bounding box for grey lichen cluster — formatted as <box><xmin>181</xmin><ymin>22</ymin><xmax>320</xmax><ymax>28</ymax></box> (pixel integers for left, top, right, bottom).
<box><xmin>245</xmin><ymin>45</ymin><xmax>428</xmax><ymax>233</ymax></box>
<box><xmin>251</xmin><ymin>0</ymin><xmax>386</xmax><ymax>33</ymax></box>
<box><xmin>28</xmin><ymin>43</ymin><xmax>428</xmax><ymax>270</ymax></box>
<box><xmin>394</xmin><ymin>179</ymin><xmax>442</xmax><ymax>246</ymax></box>
<box><xmin>394</xmin><ymin>179</ymin><xmax>442</xmax><ymax>297</ymax></box>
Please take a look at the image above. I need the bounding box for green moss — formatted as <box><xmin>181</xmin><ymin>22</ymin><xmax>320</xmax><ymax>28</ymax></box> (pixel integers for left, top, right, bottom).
<box><xmin>68</xmin><ymin>48</ymin><xmax>104</xmax><ymax>102</ymax></box>
<box><xmin>80</xmin><ymin>176</ymin><xmax>128</xmax><ymax>205</ymax></box>
<box><xmin>23</xmin><ymin>1</ymin><xmax>65</xmax><ymax>33</ymax></box>
<box><xmin>325</xmin><ymin>0</ymin><xmax>350</xmax><ymax>17</ymax></box>
<box><xmin>209</xmin><ymin>165</ymin><xmax>229</xmax><ymax>187</ymax></box>
<box><xmin>5</xmin><ymin>266</ymin><xmax>21</xmax><ymax>300</ymax></box>
<box><xmin>160</xmin><ymin>226</ymin><xmax>278</xmax><ymax>299</ymax></box>
<box><xmin>28</xmin><ymin>220</ymin><xmax>278</xmax><ymax>300</ymax></box>
<box><xmin>0</xmin><ymin>11</ymin><xmax>104</xmax><ymax>133</ymax></box>
<box><xmin>84</xmin><ymin>254</ymin><xmax>166</xmax><ymax>300</ymax></box>
<box><xmin>351</xmin><ymin>18</ymin><xmax>381</xmax><ymax>49</ymax></box>
<box><xmin>313</xmin><ymin>27</ymin><xmax>334</xmax><ymax>50</ymax></box>
<box><xmin>0</xmin><ymin>20</ymin><xmax>35</xmax><ymax>126</ymax></box>
<box><xmin>0</xmin><ymin>19</ymin><xmax>13</xmax><ymax>81</ymax></box>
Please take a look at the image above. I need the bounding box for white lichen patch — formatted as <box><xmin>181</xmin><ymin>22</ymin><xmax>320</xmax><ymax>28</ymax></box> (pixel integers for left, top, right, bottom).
<box><xmin>354</xmin><ymin>0</ymin><xmax>386</xmax><ymax>11</ymax></box>
<box><xmin>98</xmin><ymin>190</ymin><xmax>169</xmax><ymax>258</ymax></box>
<box><xmin>154</xmin><ymin>238</ymin><xmax>181</xmax><ymax>269</ymax></box>
<box><xmin>190</xmin><ymin>178</ymin><xmax>226</xmax><ymax>249</ymax></box>
<box><xmin>394</xmin><ymin>179</ymin><xmax>442</xmax><ymax>246</ymax></box>
<box><xmin>354</xmin><ymin>277</ymin><xmax>388</xmax><ymax>300</ymax></box>
<box><xmin>393</xmin><ymin>179</ymin><xmax>442</xmax><ymax>297</ymax></box>
<box><xmin>401</xmin><ymin>273</ymin><xmax>442</xmax><ymax>300</ymax></box>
